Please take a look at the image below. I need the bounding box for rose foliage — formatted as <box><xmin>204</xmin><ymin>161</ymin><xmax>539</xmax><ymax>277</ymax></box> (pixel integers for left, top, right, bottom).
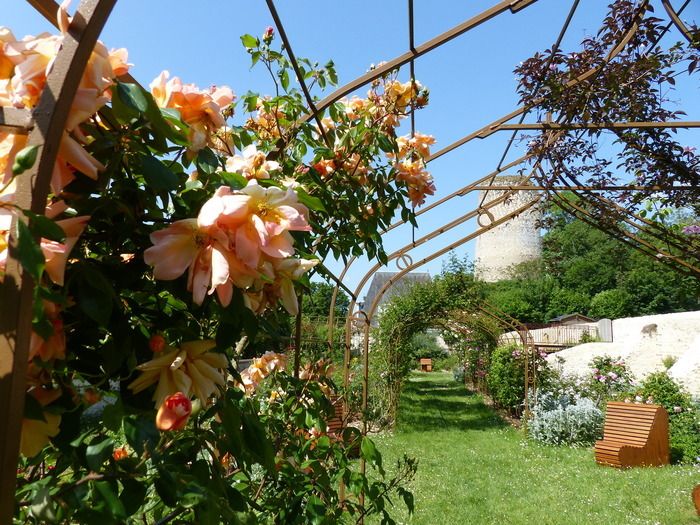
<box><xmin>3</xmin><ymin>9</ymin><xmax>433</xmax><ymax>524</ymax></box>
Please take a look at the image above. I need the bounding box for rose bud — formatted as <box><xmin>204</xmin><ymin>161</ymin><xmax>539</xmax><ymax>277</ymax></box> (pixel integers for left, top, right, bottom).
<box><xmin>156</xmin><ymin>392</ymin><xmax>192</xmax><ymax>431</ymax></box>
<box><xmin>263</xmin><ymin>26</ymin><xmax>274</xmax><ymax>44</ymax></box>
<box><xmin>83</xmin><ymin>389</ymin><xmax>101</xmax><ymax>405</ymax></box>
<box><xmin>149</xmin><ymin>334</ymin><xmax>166</xmax><ymax>353</ymax></box>
<box><xmin>112</xmin><ymin>447</ymin><xmax>129</xmax><ymax>461</ymax></box>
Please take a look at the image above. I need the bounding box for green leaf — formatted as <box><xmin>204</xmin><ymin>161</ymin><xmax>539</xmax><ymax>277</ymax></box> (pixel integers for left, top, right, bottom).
<box><xmin>94</xmin><ymin>480</ymin><xmax>127</xmax><ymax>520</ymax></box>
<box><xmin>15</xmin><ymin>219</ymin><xmax>44</xmax><ymax>281</ymax></box>
<box><xmin>141</xmin><ymin>155</ymin><xmax>179</xmax><ymax>192</ymax></box>
<box><xmin>12</xmin><ymin>145</ymin><xmax>39</xmax><ymax>175</ymax></box>
<box><xmin>25</xmin><ymin>211</ymin><xmax>65</xmax><ymax>243</ymax></box>
<box><xmin>154</xmin><ymin>468</ymin><xmax>178</xmax><ymax>507</ymax></box>
<box><xmin>102</xmin><ymin>400</ymin><xmax>123</xmax><ymax>432</ymax></box>
<box><xmin>306</xmin><ymin>495</ymin><xmax>326</xmax><ymax>524</ymax></box>
<box><xmin>296</xmin><ymin>188</ymin><xmax>326</xmax><ymax>212</ymax></box>
<box><xmin>244</xmin><ymin>93</ymin><xmax>258</xmax><ymax>113</ymax></box>
<box><xmin>117</xmin><ymin>82</ymin><xmax>148</xmax><ymax>113</ymax></box>
<box><xmin>360</xmin><ymin>436</ymin><xmax>383</xmax><ymax>474</ymax></box>
<box><xmin>74</xmin><ymin>265</ymin><xmax>115</xmax><ymax>326</ymax></box>
<box><xmin>241</xmin><ymin>34</ymin><xmax>259</xmax><ymax>49</ymax></box>
<box><xmin>86</xmin><ymin>436</ymin><xmax>114</xmax><ymax>471</ymax></box>
<box><xmin>196</xmin><ymin>147</ymin><xmax>220</xmax><ymax>175</ymax></box>
<box><xmin>119</xmin><ymin>479</ymin><xmax>147</xmax><ymax>517</ymax></box>
<box><xmin>377</xmin><ymin>134</ymin><xmax>395</xmax><ymax>154</ymax></box>
<box><xmin>181</xmin><ymin>483</ymin><xmax>207</xmax><ymax>508</ymax></box>
<box><xmin>31</xmin><ymin>292</ymin><xmax>53</xmax><ymax>340</ymax></box>
<box><xmin>219</xmin><ymin>395</ymin><xmax>243</xmax><ymax>453</ymax></box>
<box><xmin>219</xmin><ymin>171</ymin><xmax>248</xmax><ymax>190</ymax></box>
<box><xmin>24</xmin><ymin>393</ymin><xmax>46</xmax><ymax>422</ymax></box>
<box><xmin>146</xmin><ymin>105</ymin><xmax>189</xmax><ymax>147</ymax></box>
<box><xmin>29</xmin><ymin>486</ymin><xmax>58</xmax><ymax>522</ymax></box>
<box><xmin>123</xmin><ymin>415</ymin><xmax>159</xmax><ymax>456</ymax></box>
<box><xmin>280</xmin><ymin>69</ymin><xmax>290</xmax><ymax>91</ymax></box>
<box><xmin>241</xmin><ymin>412</ymin><xmax>275</xmax><ymax>472</ymax></box>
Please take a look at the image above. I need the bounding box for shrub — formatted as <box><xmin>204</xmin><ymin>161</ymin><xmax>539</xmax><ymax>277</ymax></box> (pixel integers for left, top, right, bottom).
<box><xmin>453</xmin><ymin>366</ymin><xmax>466</xmax><ymax>383</ymax></box>
<box><xmin>578</xmin><ymin>331</ymin><xmax>600</xmax><ymax>344</ymax></box>
<box><xmin>635</xmin><ymin>371</ymin><xmax>692</xmax><ymax>410</ymax></box>
<box><xmin>669</xmin><ymin>410</ymin><xmax>700</xmax><ymax>465</ymax></box>
<box><xmin>586</xmin><ymin>355</ymin><xmax>634</xmax><ymax>406</ymax></box>
<box><xmin>486</xmin><ymin>345</ymin><xmax>553</xmax><ymax>414</ymax></box>
<box><xmin>588</xmin><ymin>288</ymin><xmax>634</xmax><ymax>319</ymax></box>
<box><xmin>529</xmin><ymin>392</ymin><xmax>604</xmax><ymax>446</ymax></box>
<box><xmin>487</xmin><ymin>345</ymin><xmax>526</xmax><ymax>412</ymax></box>
<box><xmin>632</xmin><ymin>372</ymin><xmax>699</xmax><ymax>464</ymax></box>
<box><xmin>661</xmin><ymin>355</ymin><xmax>677</xmax><ymax>370</ymax></box>
<box><xmin>433</xmin><ymin>352</ymin><xmax>460</xmax><ymax>371</ymax></box>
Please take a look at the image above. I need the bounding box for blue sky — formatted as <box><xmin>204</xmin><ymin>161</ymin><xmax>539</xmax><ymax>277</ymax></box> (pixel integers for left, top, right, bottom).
<box><xmin>5</xmin><ymin>0</ymin><xmax>699</xmax><ymax>303</ymax></box>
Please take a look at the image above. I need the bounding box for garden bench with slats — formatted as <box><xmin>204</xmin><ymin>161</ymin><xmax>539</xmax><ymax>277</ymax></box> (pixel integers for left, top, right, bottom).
<box><xmin>594</xmin><ymin>402</ymin><xmax>669</xmax><ymax>468</ymax></box>
<box><xmin>693</xmin><ymin>484</ymin><xmax>700</xmax><ymax>515</ymax></box>
<box><xmin>419</xmin><ymin>358</ymin><xmax>433</xmax><ymax>372</ymax></box>
<box><xmin>327</xmin><ymin>395</ymin><xmax>345</xmax><ymax>435</ymax></box>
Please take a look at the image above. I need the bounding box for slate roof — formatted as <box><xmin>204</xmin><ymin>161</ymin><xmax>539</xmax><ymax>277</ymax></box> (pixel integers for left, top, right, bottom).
<box><xmin>547</xmin><ymin>312</ymin><xmax>596</xmax><ymax>324</ymax></box>
<box><xmin>361</xmin><ymin>271</ymin><xmax>431</xmax><ymax>314</ymax></box>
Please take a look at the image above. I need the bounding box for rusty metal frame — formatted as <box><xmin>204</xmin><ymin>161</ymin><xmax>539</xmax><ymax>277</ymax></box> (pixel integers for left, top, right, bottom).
<box><xmin>3</xmin><ymin>0</ymin><xmax>697</xmax><ymax>520</ymax></box>
<box><xmin>316</xmin><ymin>3</ymin><xmax>700</xmax><ymax>482</ymax></box>
<box><xmin>0</xmin><ymin>2</ymin><xmax>117</xmax><ymax>521</ymax></box>
<box><xmin>299</xmin><ymin>0</ymin><xmax>540</xmax><ymax>123</ymax></box>
<box><xmin>661</xmin><ymin>0</ymin><xmax>696</xmax><ymax>46</ymax></box>
<box><xmin>349</xmin><ymin>193</ymin><xmax>543</xmax><ymax>403</ymax></box>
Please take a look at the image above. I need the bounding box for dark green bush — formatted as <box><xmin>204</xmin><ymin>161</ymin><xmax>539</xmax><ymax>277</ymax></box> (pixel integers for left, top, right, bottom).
<box><xmin>634</xmin><ymin>372</ymin><xmax>699</xmax><ymax>465</ymax></box>
<box><xmin>669</xmin><ymin>410</ymin><xmax>700</xmax><ymax>464</ymax></box>
<box><xmin>487</xmin><ymin>345</ymin><xmax>525</xmax><ymax>413</ymax></box>
<box><xmin>636</xmin><ymin>371</ymin><xmax>692</xmax><ymax>410</ymax></box>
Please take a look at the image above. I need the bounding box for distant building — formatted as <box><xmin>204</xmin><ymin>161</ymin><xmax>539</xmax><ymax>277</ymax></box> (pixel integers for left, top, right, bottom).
<box><xmin>361</xmin><ymin>271</ymin><xmax>431</xmax><ymax>321</ymax></box>
<box><xmin>548</xmin><ymin>313</ymin><xmax>597</xmax><ymax>326</ymax></box>
<box><xmin>474</xmin><ymin>175</ymin><xmax>542</xmax><ymax>282</ymax></box>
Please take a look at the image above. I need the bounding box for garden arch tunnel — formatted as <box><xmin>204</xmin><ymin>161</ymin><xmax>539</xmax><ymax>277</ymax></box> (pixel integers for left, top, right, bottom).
<box><xmin>0</xmin><ymin>0</ymin><xmax>698</xmax><ymax>521</ymax></box>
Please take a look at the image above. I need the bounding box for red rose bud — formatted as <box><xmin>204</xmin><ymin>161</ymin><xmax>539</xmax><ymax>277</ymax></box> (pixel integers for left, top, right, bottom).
<box><xmin>149</xmin><ymin>334</ymin><xmax>166</xmax><ymax>353</ymax></box>
<box><xmin>156</xmin><ymin>392</ymin><xmax>192</xmax><ymax>431</ymax></box>
<box><xmin>112</xmin><ymin>447</ymin><xmax>128</xmax><ymax>461</ymax></box>
<box><xmin>263</xmin><ymin>26</ymin><xmax>274</xmax><ymax>44</ymax></box>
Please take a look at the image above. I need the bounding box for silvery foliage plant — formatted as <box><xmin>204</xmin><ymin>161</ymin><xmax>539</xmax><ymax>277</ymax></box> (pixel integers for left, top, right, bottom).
<box><xmin>529</xmin><ymin>391</ymin><xmax>604</xmax><ymax>446</ymax></box>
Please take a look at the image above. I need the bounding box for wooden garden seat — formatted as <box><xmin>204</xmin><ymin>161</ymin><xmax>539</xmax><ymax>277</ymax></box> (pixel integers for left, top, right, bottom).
<box><xmin>419</xmin><ymin>358</ymin><xmax>433</xmax><ymax>372</ymax></box>
<box><xmin>594</xmin><ymin>402</ymin><xmax>669</xmax><ymax>468</ymax></box>
<box><xmin>693</xmin><ymin>484</ymin><xmax>700</xmax><ymax>515</ymax></box>
<box><xmin>327</xmin><ymin>395</ymin><xmax>345</xmax><ymax>435</ymax></box>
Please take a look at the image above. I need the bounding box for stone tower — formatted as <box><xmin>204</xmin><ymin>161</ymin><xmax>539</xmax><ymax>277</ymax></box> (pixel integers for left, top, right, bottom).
<box><xmin>474</xmin><ymin>175</ymin><xmax>542</xmax><ymax>282</ymax></box>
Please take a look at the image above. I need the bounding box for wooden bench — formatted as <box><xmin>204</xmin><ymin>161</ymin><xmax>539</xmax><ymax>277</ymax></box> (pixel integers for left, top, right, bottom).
<box><xmin>419</xmin><ymin>358</ymin><xmax>433</xmax><ymax>372</ymax></box>
<box><xmin>693</xmin><ymin>484</ymin><xmax>700</xmax><ymax>516</ymax></box>
<box><xmin>326</xmin><ymin>394</ymin><xmax>360</xmax><ymax>457</ymax></box>
<box><xmin>594</xmin><ymin>401</ymin><xmax>669</xmax><ymax>468</ymax></box>
<box><xmin>327</xmin><ymin>394</ymin><xmax>345</xmax><ymax>435</ymax></box>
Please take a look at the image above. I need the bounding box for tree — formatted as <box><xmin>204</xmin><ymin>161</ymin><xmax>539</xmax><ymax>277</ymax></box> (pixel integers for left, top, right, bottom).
<box><xmin>589</xmin><ymin>289</ymin><xmax>634</xmax><ymax>319</ymax></box>
<box><xmin>304</xmin><ymin>281</ymin><xmax>350</xmax><ymax>319</ymax></box>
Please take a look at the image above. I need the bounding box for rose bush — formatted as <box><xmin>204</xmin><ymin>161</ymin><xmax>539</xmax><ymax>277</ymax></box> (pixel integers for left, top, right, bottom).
<box><xmin>5</xmin><ymin>7</ymin><xmax>430</xmax><ymax>523</ymax></box>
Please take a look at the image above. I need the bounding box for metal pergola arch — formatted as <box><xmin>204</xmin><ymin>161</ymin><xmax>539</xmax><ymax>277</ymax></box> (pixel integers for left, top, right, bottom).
<box><xmin>293</xmin><ymin>0</ymin><xmax>698</xmax><ymax>488</ymax></box>
<box><xmin>0</xmin><ymin>0</ymin><xmax>698</xmax><ymax>521</ymax></box>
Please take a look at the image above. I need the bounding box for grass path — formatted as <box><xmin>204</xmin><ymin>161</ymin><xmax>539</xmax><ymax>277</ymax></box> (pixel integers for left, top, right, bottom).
<box><xmin>373</xmin><ymin>372</ymin><xmax>700</xmax><ymax>525</ymax></box>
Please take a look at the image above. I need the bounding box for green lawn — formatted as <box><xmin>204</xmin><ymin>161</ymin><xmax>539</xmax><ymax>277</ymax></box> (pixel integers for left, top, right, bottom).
<box><xmin>373</xmin><ymin>372</ymin><xmax>700</xmax><ymax>525</ymax></box>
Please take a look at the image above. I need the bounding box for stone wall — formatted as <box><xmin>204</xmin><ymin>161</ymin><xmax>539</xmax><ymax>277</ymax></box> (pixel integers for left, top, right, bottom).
<box><xmin>546</xmin><ymin>310</ymin><xmax>700</xmax><ymax>397</ymax></box>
